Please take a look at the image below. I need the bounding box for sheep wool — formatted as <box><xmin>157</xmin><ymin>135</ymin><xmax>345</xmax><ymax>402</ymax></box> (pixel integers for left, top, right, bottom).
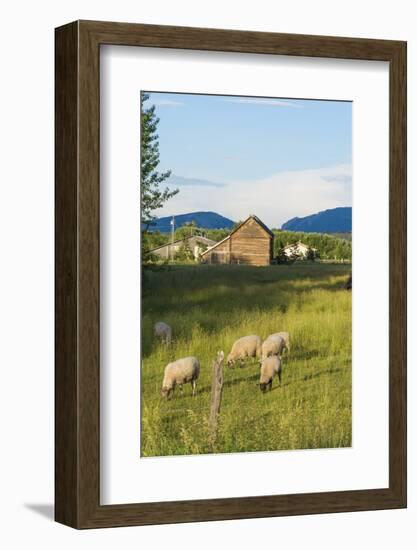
<box><xmin>269</xmin><ymin>331</ymin><xmax>290</xmax><ymax>354</ymax></box>
<box><xmin>161</xmin><ymin>356</ymin><xmax>200</xmax><ymax>398</ymax></box>
<box><xmin>261</xmin><ymin>335</ymin><xmax>285</xmax><ymax>360</ymax></box>
<box><xmin>227</xmin><ymin>335</ymin><xmax>262</xmax><ymax>367</ymax></box>
<box><xmin>154</xmin><ymin>321</ymin><xmax>172</xmax><ymax>345</ymax></box>
<box><xmin>259</xmin><ymin>355</ymin><xmax>282</xmax><ymax>392</ymax></box>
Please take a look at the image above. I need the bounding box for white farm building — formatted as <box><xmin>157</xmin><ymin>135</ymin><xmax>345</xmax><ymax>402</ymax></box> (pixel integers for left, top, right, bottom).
<box><xmin>148</xmin><ymin>235</ymin><xmax>216</xmax><ymax>260</ymax></box>
<box><xmin>281</xmin><ymin>241</ymin><xmax>317</xmax><ymax>258</ymax></box>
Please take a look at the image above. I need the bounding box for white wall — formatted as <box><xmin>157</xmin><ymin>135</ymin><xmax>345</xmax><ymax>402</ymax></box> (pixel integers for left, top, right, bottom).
<box><xmin>0</xmin><ymin>0</ymin><xmax>415</xmax><ymax>547</ymax></box>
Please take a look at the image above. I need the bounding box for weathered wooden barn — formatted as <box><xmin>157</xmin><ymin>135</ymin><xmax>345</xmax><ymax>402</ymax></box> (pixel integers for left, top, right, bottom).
<box><xmin>148</xmin><ymin>235</ymin><xmax>216</xmax><ymax>260</ymax></box>
<box><xmin>200</xmin><ymin>215</ymin><xmax>274</xmax><ymax>266</ymax></box>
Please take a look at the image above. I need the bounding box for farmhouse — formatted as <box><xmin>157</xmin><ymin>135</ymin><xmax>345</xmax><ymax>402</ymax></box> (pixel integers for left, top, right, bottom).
<box><xmin>281</xmin><ymin>241</ymin><xmax>317</xmax><ymax>258</ymax></box>
<box><xmin>148</xmin><ymin>235</ymin><xmax>216</xmax><ymax>260</ymax></box>
<box><xmin>200</xmin><ymin>215</ymin><xmax>274</xmax><ymax>266</ymax></box>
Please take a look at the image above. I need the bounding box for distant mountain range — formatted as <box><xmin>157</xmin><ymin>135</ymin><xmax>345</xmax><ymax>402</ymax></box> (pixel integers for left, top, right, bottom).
<box><xmin>281</xmin><ymin>207</ymin><xmax>352</xmax><ymax>234</ymax></box>
<box><xmin>145</xmin><ymin>207</ymin><xmax>352</xmax><ymax>234</ymax></box>
<box><xmin>146</xmin><ymin>211</ymin><xmax>235</xmax><ymax>232</ymax></box>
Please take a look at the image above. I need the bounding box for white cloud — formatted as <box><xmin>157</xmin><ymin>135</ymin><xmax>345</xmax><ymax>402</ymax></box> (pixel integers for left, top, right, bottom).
<box><xmin>220</xmin><ymin>98</ymin><xmax>302</xmax><ymax>108</ymax></box>
<box><xmin>156</xmin><ymin>164</ymin><xmax>352</xmax><ymax>228</ymax></box>
<box><xmin>168</xmin><ymin>174</ymin><xmax>226</xmax><ymax>188</ymax></box>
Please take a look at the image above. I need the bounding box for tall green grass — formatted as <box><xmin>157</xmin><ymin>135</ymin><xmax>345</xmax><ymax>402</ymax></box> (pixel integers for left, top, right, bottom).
<box><xmin>141</xmin><ymin>263</ymin><xmax>352</xmax><ymax>457</ymax></box>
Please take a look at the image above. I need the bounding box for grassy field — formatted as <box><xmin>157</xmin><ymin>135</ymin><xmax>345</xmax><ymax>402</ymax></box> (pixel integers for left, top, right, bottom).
<box><xmin>141</xmin><ymin>263</ymin><xmax>352</xmax><ymax>457</ymax></box>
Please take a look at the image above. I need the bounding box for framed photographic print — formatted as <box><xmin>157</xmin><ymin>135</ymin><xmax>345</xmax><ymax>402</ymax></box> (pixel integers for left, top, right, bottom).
<box><xmin>55</xmin><ymin>20</ymin><xmax>407</xmax><ymax>528</ymax></box>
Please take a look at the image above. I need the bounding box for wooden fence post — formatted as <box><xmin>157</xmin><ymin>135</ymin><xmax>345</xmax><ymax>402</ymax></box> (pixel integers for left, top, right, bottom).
<box><xmin>209</xmin><ymin>351</ymin><xmax>224</xmax><ymax>445</ymax></box>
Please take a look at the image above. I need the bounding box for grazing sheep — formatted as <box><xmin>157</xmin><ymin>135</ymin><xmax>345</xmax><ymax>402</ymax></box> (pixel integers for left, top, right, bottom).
<box><xmin>227</xmin><ymin>335</ymin><xmax>262</xmax><ymax>368</ymax></box>
<box><xmin>268</xmin><ymin>331</ymin><xmax>290</xmax><ymax>354</ymax></box>
<box><xmin>261</xmin><ymin>334</ymin><xmax>285</xmax><ymax>360</ymax></box>
<box><xmin>259</xmin><ymin>355</ymin><xmax>282</xmax><ymax>392</ymax></box>
<box><xmin>154</xmin><ymin>321</ymin><xmax>172</xmax><ymax>345</ymax></box>
<box><xmin>161</xmin><ymin>356</ymin><xmax>200</xmax><ymax>399</ymax></box>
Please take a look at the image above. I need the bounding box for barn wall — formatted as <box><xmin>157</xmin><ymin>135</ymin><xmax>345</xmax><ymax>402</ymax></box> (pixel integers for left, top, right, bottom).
<box><xmin>201</xmin><ymin>218</ymin><xmax>273</xmax><ymax>266</ymax></box>
<box><xmin>230</xmin><ymin>219</ymin><xmax>272</xmax><ymax>265</ymax></box>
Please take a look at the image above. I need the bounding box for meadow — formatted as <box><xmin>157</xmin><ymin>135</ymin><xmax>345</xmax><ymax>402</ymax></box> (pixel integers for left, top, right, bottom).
<box><xmin>141</xmin><ymin>262</ymin><xmax>352</xmax><ymax>457</ymax></box>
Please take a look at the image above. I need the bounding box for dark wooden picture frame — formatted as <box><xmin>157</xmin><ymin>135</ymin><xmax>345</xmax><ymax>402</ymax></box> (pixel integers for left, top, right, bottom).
<box><xmin>55</xmin><ymin>20</ymin><xmax>407</xmax><ymax>529</ymax></box>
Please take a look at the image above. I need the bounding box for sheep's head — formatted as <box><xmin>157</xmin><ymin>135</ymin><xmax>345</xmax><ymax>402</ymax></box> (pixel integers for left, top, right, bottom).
<box><xmin>227</xmin><ymin>354</ymin><xmax>235</xmax><ymax>368</ymax></box>
<box><xmin>259</xmin><ymin>383</ymin><xmax>267</xmax><ymax>393</ymax></box>
<box><xmin>161</xmin><ymin>387</ymin><xmax>172</xmax><ymax>399</ymax></box>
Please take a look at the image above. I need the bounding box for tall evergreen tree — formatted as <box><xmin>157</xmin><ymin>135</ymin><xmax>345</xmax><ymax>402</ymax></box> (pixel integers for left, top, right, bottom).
<box><xmin>141</xmin><ymin>92</ymin><xmax>178</xmax><ymax>228</ymax></box>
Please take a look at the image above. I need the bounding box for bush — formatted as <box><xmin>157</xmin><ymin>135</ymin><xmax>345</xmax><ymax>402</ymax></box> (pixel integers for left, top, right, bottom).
<box><xmin>305</xmin><ymin>246</ymin><xmax>320</xmax><ymax>262</ymax></box>
<box><xmin>174</xmin><ymin>242</ymin><xmax>194</xmax><ymax>263</ymax></box>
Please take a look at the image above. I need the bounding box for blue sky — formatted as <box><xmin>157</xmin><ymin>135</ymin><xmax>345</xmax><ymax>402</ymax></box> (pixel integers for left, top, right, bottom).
<box><xmin>143</xmin><ymin>92</ymin><xmax>352</xmax><ymax>227</ymax></box>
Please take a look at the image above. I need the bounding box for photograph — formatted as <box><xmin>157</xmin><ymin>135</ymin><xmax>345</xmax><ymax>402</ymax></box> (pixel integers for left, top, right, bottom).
<box><xmin>140</xmin><ymin>90</ymin><xmax>353</xmax><ymax>457</ymax></box>
<box><xmin>50</xmin><ymin>11</ymin><xmax>405</xmax><ymax>534</ymax></box>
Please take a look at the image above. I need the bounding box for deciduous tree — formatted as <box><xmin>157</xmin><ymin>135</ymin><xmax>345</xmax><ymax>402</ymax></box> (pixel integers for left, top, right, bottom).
<box><xmin>141</xmin><ymin>92</ymin><xmax>178</xmax><ymax>228</ymax></box>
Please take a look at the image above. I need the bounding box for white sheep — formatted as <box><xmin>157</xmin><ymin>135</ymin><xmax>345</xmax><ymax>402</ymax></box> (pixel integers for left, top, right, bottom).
<box><xmin>259</xmin><ymin>355</ymin><xmax>282</xmax><ymax>392</ymax></box>
<box><xmin>227</xmin><ymin>335</ymin><xmax>262</xmax><ymax>368</ymax></box>
<box><xmin>161</xmin><ymin>356</ymin><xmax>200</xmax><ymax>399</ymax></box>
<box><xmin>261</xmin><ymin>334</ymin><xmax>285</xmax><ymax>360</ymax></box>
<box><xmin>154</xmin><ymin>321</ymin><xmax>172</xmax><ymax>345</ymax></box>
<box><xmin>268</xmin><ymin>331</ymin><xmax>290</xmax><ymax>354</ymax></box>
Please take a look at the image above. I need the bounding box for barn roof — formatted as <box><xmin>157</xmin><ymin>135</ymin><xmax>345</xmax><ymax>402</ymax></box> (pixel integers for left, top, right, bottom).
<box><xmin>200</xmin><ymin>215</ymin><xmax>273</xmax><ymax>257</ymax></box>
<box><xmin>232</xmin><ymin>215</ymin><xmax>274</xmax><ymax>238</ymax></box>
<box><xmin>199</xmin><ymin>234</ymin><xmax>230</xmax><ymax>256</ymax></box>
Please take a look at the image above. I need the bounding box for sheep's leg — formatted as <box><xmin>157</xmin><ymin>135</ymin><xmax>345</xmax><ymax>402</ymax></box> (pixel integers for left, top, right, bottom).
<box><xmin>278</xmin><ymin>370</ymin><xmax>282</xmax><ymax>385</ymax></box>
<box><xmin>269</xmin><ymin>380</ymin><xmax>272</xmax><ymax>391</ymax></box>
<box><xmin>191</xmin><ymin>380</ymin><xmax>196</xmax><ymax>396</ymax></box>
